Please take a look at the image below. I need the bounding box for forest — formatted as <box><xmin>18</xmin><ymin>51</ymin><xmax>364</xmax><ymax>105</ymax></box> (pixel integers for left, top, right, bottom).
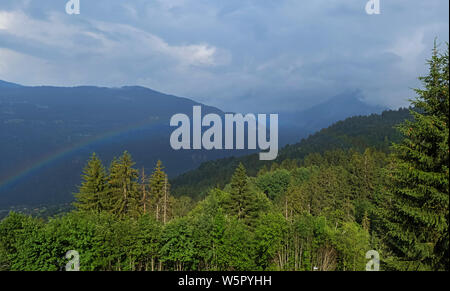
<box><xmin>0</xmin><ymin>45</ymin><xmax>448</xmax><ymax>271</ymax></box>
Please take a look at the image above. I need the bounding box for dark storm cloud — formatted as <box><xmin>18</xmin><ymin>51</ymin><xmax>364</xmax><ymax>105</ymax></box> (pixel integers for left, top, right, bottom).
<box><xmin>0</xmin><ymin>0</ymin><xmax>448</xmax><ymax>112</ymax></box>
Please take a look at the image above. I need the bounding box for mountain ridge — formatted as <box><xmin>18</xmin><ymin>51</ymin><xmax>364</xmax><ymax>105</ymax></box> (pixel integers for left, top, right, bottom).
<box><xmin>170</xmin><ymin>107</ymin><xmax>412</xmax><ymax>199</ymax></box>
<box><xmin>0</xmin><ymin>80</ymin><xmax>390</xmax><ymax>207</ymax></box>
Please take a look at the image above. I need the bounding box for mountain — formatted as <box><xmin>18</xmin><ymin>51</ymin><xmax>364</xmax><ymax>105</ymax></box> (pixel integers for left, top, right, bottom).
<box><xmin>278</xmin><ymin>91</ymin><xmax>386</xmax><ymax>144</ymax></box>
<box><xmin>171</xmin><ymin>108</ymin><xmax>412</xmax><ymax>199</ymax></box>
<box><xmin>0</xmin><ymin>82</ymin><xmax>247</xmax><ymax>207</ymax></box>
<box><xmin>0</xmin><ymin>80</ymin><xmax>388</xmax><ymax>208</ymax></box>
<box><xmin>298</xmin><ymin>91</ymin><xmax>385</xmax><ymax>127</ymax></box>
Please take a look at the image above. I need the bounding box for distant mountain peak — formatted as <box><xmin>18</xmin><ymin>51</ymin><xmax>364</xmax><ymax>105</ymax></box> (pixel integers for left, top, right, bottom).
<box><xmin>278</xmin><ymin>91</ymin><xmax>387</xmax><ymax>137</ymax></box>
<box><xmin>305</xmin><ymin>91</ymin><xmax>385</xmax><ymax>115</ymax></box>
<box><xmin>311</xmin><ymin>90</ymin><xmax>382</xmax><ymax>110</ymax></box>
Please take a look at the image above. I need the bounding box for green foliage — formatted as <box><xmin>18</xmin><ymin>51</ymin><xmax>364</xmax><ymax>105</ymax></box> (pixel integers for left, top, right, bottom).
<box><xmin>333</xmin><ymin>221</ymin><xmax>370</xmax><ymax>271</ymax></box>
<box><xmin>255</xmin><ymin>169</ymin><xmax>291</xmax><ymax>200</ymax></box>
<box><xmin>0</xmin><ymin>212</ymin><xmax>45</xmax><ymax>270</ymax></box>
<box><xmin>379</xmin><ymin>43</ymin><xmax>449</xmax><ymax>271</ymax></box>
<box><xmin>108</xmin><ymin>151</ymin><xmax>140</xmax><ymax>217</ymax></box>
<box><xmin>253</xmin><ymin>212</ymin><xmax>288</xmax><ymax>270</ymax></box>
<box><xmin>160</xmin><ymin>217</ymin><xmax>195</xmax><ymax>271</ymax></box>
<box><xmin>148</xmin><ymin>160</ymin><xmax>171</xmax><ymax>223</ymax></box>
<box><xmin>171</xmin><ymin>108</ymin><xmax>412</xmax><ymax>199</ymax></box>
<box><xmin>133</xmin><ymin>214</ymin><xmax>162</xmax><ymax>271</ymax></box>
<box><xmin>74</xmin><ymin>153</ymin><xmax>109</xmax><ymax>213</ymax></box>
<box><xmin>215</xmin><ymin>216</ymin><xmax>256</xmax><ymax>271</ymax></box>
<box><xmin>0</xmin><ymin>44</ymin><xmax>446</xmax><ymax>271</ymax></box>
<box><xmin>227</xmin><ymin>163</ymin><xmax>260</xmax><ymax>225</ymax></box>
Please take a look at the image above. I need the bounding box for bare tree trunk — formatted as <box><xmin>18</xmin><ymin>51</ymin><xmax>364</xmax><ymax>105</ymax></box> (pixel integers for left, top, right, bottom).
<box><xmin>123</xmin><ymin>184</ymin><xmax>128</xmax><ymax>215</ymax></box>
<box><xmin>163</xmin><ymin>176</ymin><xmax>167</xmax><ymax>224</ymax></box>
<box><xmin>285</xmin><ymin>196</ymin><xmax>288</xmax><ymax>220</ymax></box>
<box><xmin>142</xmin><ymin>168</ymin><xmax>146</xmax><ymax>214</ymax></box>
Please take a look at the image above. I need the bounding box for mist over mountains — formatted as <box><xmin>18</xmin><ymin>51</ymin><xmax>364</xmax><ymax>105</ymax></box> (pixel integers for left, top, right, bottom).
<box><xmin>0</xmin><ymin>80</ymin><xmax>385</xmax><ymax>207</ymax></box>
<box><xmin>279</xmin><ymin>91</ymin><xmax>386</xmax><ymax>145</ymax></box>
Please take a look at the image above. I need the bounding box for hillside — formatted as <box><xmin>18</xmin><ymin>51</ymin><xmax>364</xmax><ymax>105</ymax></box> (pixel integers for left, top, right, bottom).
<box><xmin>0</xmin><ymin>81</ymin><xmax>385</xmax><ymax>208</ymax></box>
<box><xmin>0</xmin><ymin>84</ymin><xmax>232</xmax><ymax>207</ymax></box>
<box><xmin>280</xmin><ymin>91</ymin><xmax>385</xmax><ymax>135</ymax></box>
<box><xmin>171</xmin><ymin>108</ymin><xmax>412</xmax><ymax>199</ymax></box>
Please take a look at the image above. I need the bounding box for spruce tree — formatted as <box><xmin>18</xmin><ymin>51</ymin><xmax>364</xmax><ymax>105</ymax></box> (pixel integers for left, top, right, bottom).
<box><xmin>108</xmin><ymin>151</ymin><xmax>140</xmax><ymax>218</ymax></box>
<box><xmin>149</xmin><ymin>160</ymin><xmax>171</xmax><ymax>223</ymax></box>
<box><xmin>74</xmin><ymin>153</ymin><xmax>109</xmax><ymax>212</ymax></box>
<box><xmin>382</xmin><ymin>43</ymin><xmax>449</xmax><ymax>270</ymax></box>
<box><xmin>228</xmin><ymin>163</ymin><xmax>258</xmax><ymax>224</ymax></box>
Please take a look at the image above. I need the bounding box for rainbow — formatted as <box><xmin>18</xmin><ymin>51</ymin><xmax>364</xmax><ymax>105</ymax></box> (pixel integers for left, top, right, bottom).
<box><xmin>0</xmin><ymin>118</ymin><xmax>163</xmax><ymax>192</ymax></box>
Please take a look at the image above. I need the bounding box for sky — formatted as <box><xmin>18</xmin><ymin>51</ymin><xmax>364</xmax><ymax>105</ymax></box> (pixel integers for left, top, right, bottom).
<box><xmin>0</xmin><ymin>0</ymin><xmax>448</xmax><ymax>113</ymax></box>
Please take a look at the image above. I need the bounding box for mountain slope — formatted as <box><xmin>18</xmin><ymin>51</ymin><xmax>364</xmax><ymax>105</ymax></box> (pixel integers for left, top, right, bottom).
<box><xmin>171</xmin><ymin>108</ymin><xmax>412</xmax><ymax>199</ymax></box>
<box><xmin>278</xmin><ymin>91</ymin><xmax>386</xmax><ymax>145</ymax></box>
<box><xmin>0</xmin><ymin>83</ymin><xmax>236</xmax><ymax>207</ymax></box>
<box><xmin>0</xmin><ymin>80</ymin><xmax>391</xmax><ymax>208</ymax></box>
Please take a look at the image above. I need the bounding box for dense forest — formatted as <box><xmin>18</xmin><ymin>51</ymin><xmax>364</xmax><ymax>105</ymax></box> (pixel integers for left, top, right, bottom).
<box><xmin>0</xmin><ymin>45</ymin><xmax>448</xmax><ymax>271</ymax></box>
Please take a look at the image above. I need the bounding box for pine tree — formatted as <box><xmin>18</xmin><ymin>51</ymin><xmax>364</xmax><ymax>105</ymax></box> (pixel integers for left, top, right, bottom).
<box><xmin>382</xmin><ymin>43</ymin><xmax>449</xmax><ymax>270</ymax></box>
<box><xmin>108</xmin><ymin>151</ymin><xmax>140</xmax><ymax>218</ymax></box>
<box><xmin>149</xmin><ymin>160</ymin><xmax>171</xmax><ymax>223</ymax></box>
<box><xmin>228</xmin><ymin>163</ymin><xmax>258</xmax><ymax>224</ymax></box>
<box><xmin>74</xmin><ymin>153</ymin><xmax>109</xmax><ymax>212</ymax></box>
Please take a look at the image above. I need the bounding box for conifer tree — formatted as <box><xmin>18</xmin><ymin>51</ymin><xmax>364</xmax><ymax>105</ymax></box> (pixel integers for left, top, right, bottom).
<box><xmin>228</xmin><ymin>163</ymin><xmax>258</xmax><ymax>224</ymax></box>
<box><xmin>108</xmin><ymin>151</ymin><xmax>140</xmax><ymax>217</ymax></box>
<box><xmin>149</xmin><ymin>160</ymin><xmax>171</xmax><ymax>223</ymax></box>
<box><xmin>74</xmin><ymin>153</ymin><xmax>109</xmax><ymax>212</ymax></box>
<box><xmin>382</xmin><ymin>43</ymin><xmax>449</xmax><ymax>270</ymax></box>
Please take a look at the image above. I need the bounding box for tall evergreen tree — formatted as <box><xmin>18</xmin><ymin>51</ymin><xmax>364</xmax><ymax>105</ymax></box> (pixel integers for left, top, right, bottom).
<box><xmin>382</xmin><ymin>43</ymin><xmax>449</xmax><ymax>270</ymax></box>
<box><xmin>74</xmin><ymin>153</ymin><xmax>109</xmax><ymax>212</ymax></box>
<box><xmin>149</xmin><ymin>160</ymin><xmax>171</xmax><ymax>223</ymax></box>
<box><xmin>228</xmin><ymin>163</ymin><xmax>259</xmax><ymax>224</ymax></box>
<box><xmin>108</xmin><ymin>151</ymin><xmax>140</xmax><ymax>217</ymax></box>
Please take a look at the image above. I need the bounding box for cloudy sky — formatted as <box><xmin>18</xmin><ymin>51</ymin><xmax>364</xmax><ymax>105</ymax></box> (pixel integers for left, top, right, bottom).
<box><xmin>0</xmin><ymin>0</ymin><xmax>448</xmax><ymax>112</ymax></box>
